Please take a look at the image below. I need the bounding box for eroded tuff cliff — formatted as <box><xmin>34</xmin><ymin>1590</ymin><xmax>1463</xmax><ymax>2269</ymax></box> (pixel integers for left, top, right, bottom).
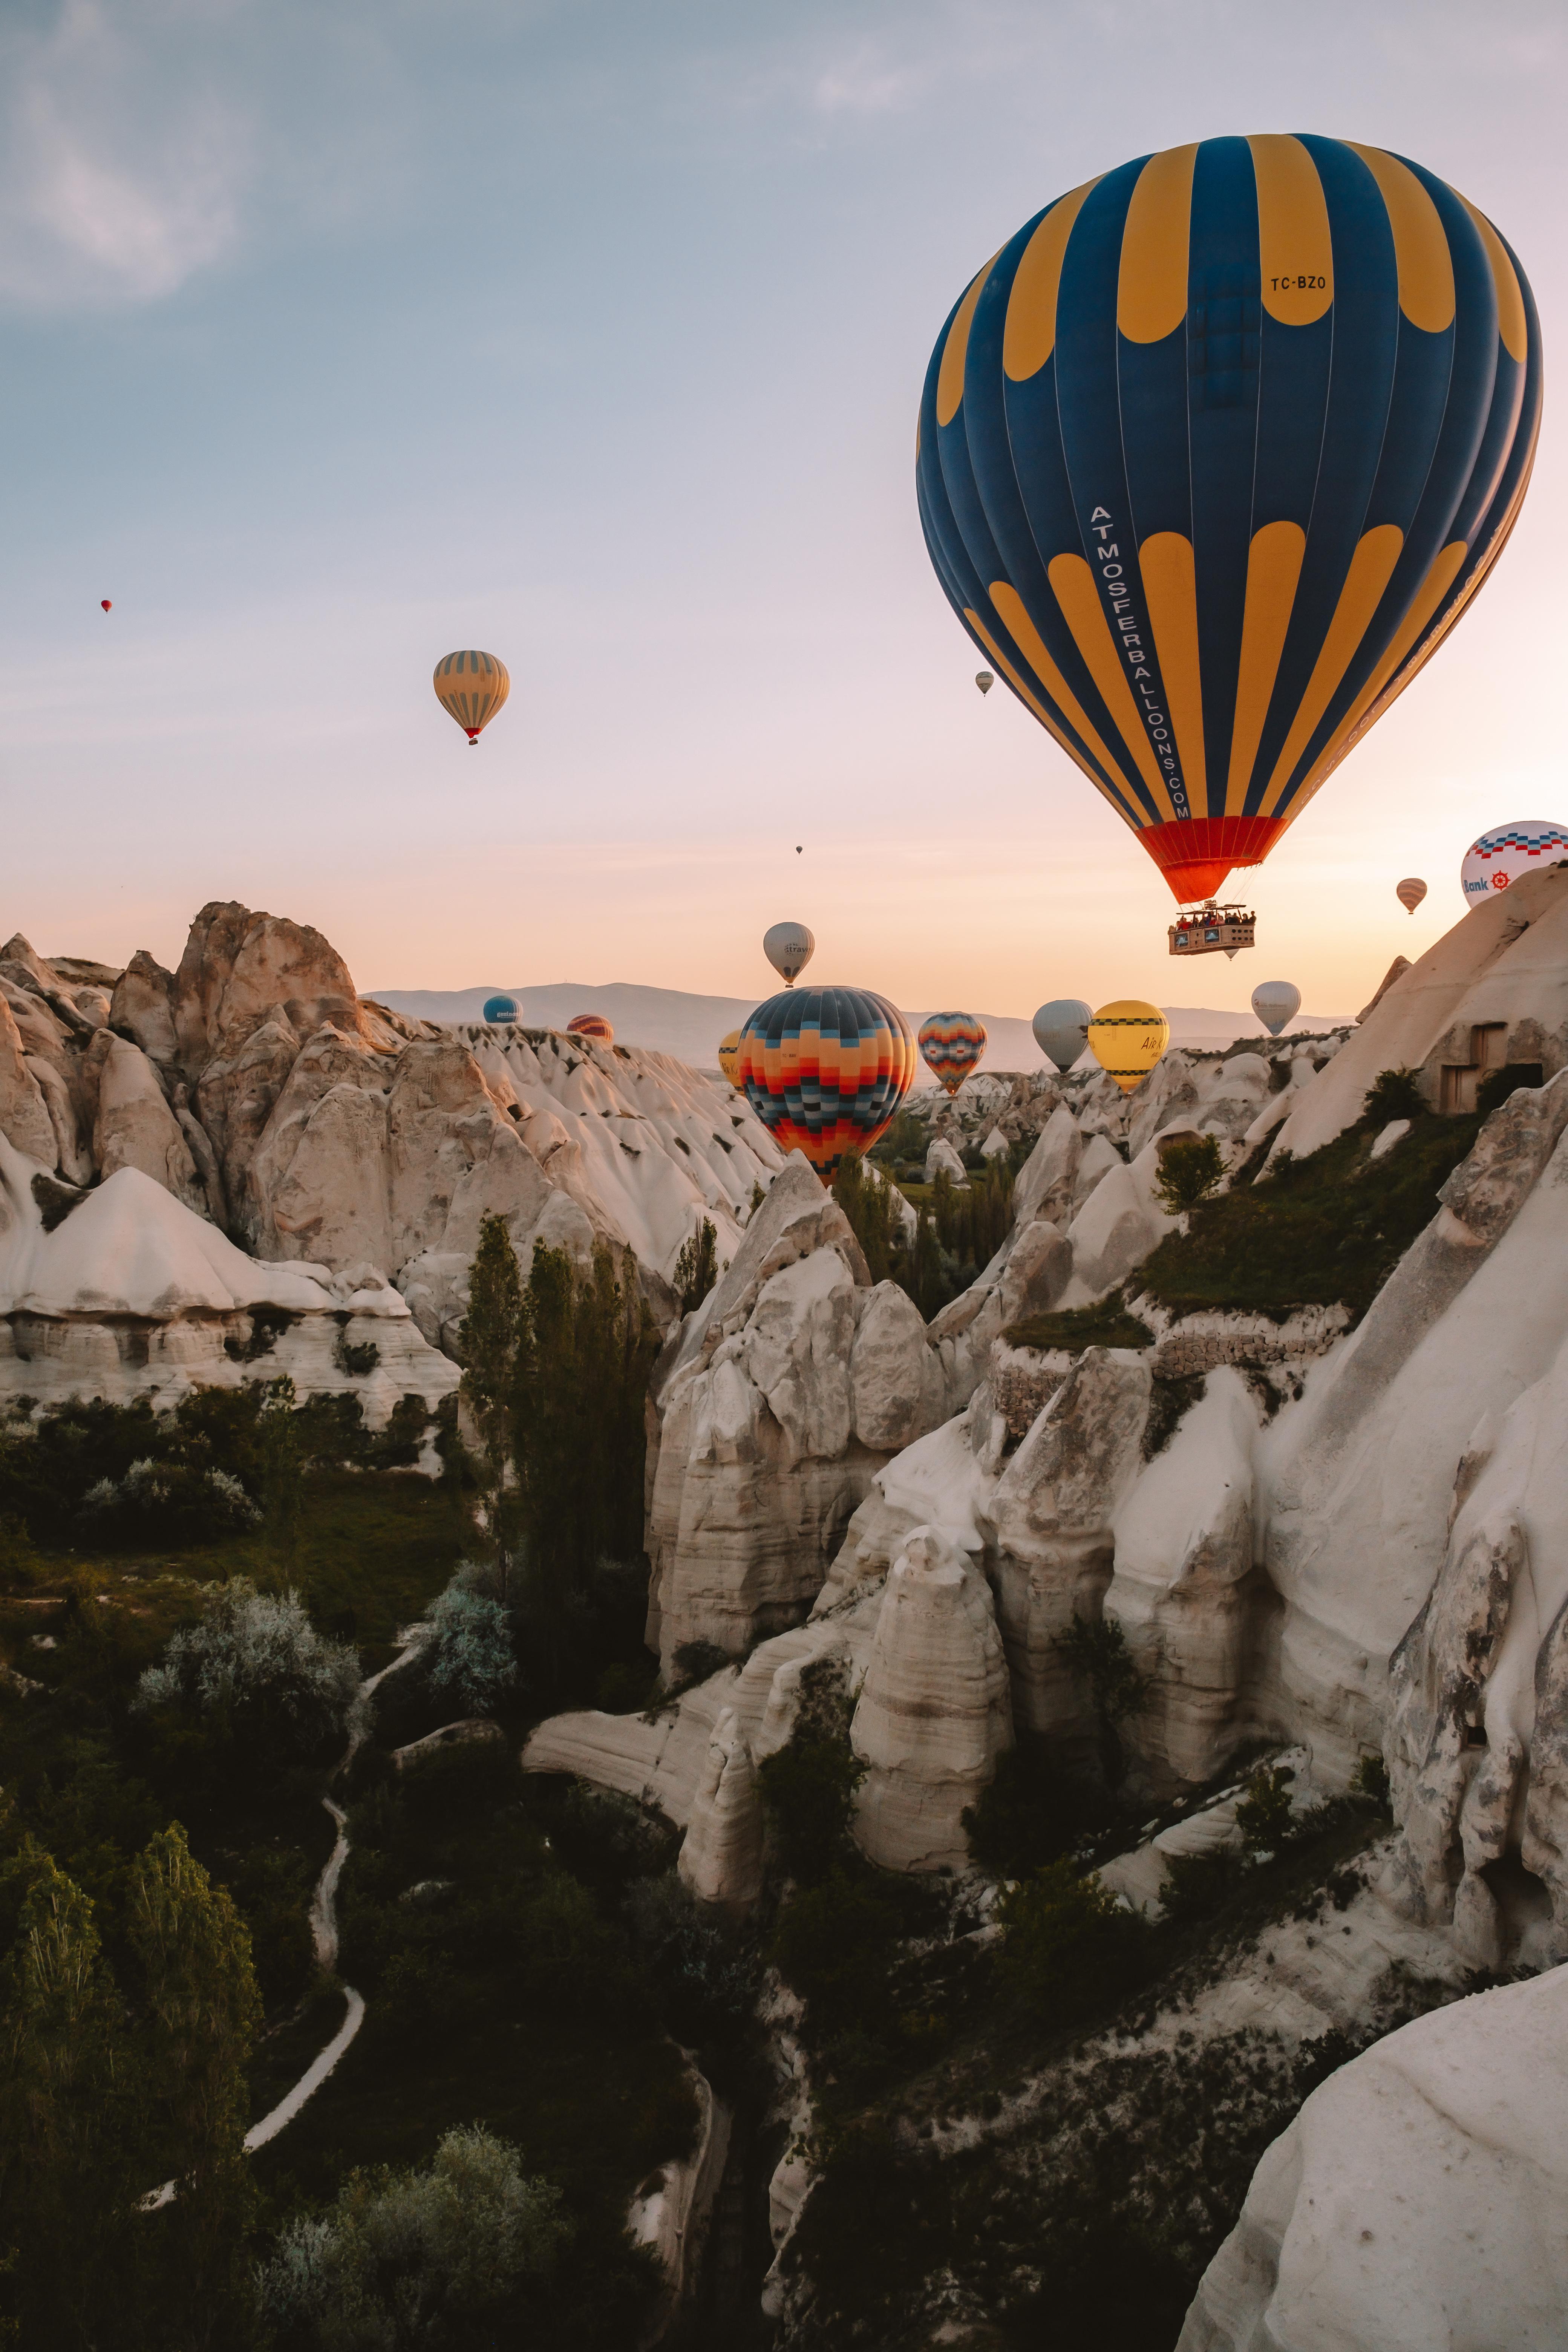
<box><xmin>0</xmin><ymin>903</ymin><xmax>784</xmax><ymax>1388</ymax></box>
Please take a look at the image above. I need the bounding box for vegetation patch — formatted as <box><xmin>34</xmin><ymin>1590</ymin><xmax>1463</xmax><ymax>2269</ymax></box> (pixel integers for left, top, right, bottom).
<box><xmin>1003</xmin><ymin>1287</ymin><xmax>1154</xmax><ymax>1355</ymax></box>
<box><xmin>1139</xmin><ymin>1102</ymin><xmax>1485</xmax><ymax>1318</ymax></box>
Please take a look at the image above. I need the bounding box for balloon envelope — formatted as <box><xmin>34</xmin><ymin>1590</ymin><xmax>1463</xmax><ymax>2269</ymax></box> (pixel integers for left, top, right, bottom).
<box><xmin>718</xmin><ymin>1029</ymin><xmax>742</xmax><ymax>1086</ymax></box>
<box><xmin>433</xmin><ymin>650</ymin><xmax>510</xmax><ymax>742</ymax></box>
<box><xmin>975</xmin><ymin>670</ymin><xmax>994</xmax><ymax>694</ymax></box>
<box><xmin>482</xmin><ymin>994</ymin><xmax>519</xmax><ymax>1023</ymax></box>
<box><xmin>918</xmin><ymin>1011</ymin><xmax>987</xmax><ymax>1096</ymax></box>
<box><xmin>739</xmin><ymin>986</ymin><xmax>916</xmax><ymax>1175</ymax></box>
<box><xmin>1087</xmin><ymin>1000</ymin><xmax>1170</xmax><ymax>1094</ymax></box>
<box><xmin>1251</xmin><ymin>980</ymin><xmax>1301</xmax><ymax>1037</ymax></box>
<box><xmin>919</xmin><ymin>137</ymin><xmax>1541</xmax><ymax>905</ymax></box>
<box><xmin>567</xmin><ymin>1013</ymin><xmax>614</xmax><ymax>1044</ymax></box>
<box><xmin>100</xmin><ymin>599</ymin><xmax>112</xmax><ymax>612</ymax></box>
<box><xmin>1396</xmin><ymin>876</ymin><xmax>1428</xmax><ymax>914</ymax></box>
<box><xmin>1460</xmin><ymin>821</ymin><xmax>1568</xmax><ymax>909</ymax></box>
<box><xmin>1032</xmin><ymin>998</ymin><xmax>1092</xmax><ymax>1073</ymax></box>
<box><xmin>764</xmin><ymin>921</ymin><xmax>815</xmax><ymax>985</ymax></box>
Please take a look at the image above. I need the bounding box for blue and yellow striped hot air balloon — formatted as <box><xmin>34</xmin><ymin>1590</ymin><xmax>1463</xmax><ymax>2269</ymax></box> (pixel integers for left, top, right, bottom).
<box><xmin>739</xmin><ymin>986</ymin><xmax>916</xmax><ymax>1177</ymax></box>
<box><xmin>918</xmin><ymin>1011</ymin><xmax>987</xmax><ymax>1096</ymax></box>
<box><xmin>919</xmin><ymin>137</ymin><xmax>1540</xmax><ymax>906</ymax></box>
<box><xmin>434</xmin><ymin>650</ymin><xmax>510</xmax><ymax>744</ymax></box>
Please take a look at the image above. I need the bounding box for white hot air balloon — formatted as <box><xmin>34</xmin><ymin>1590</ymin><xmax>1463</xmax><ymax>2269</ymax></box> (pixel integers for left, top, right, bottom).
<box><xmin>763</xmin><ymin>921</ymin><xmax>815</xmax><ymax>985</ymax></box>
<box><xmin>975</xmin><ymin>670</ymin><xmax>994</xmax><ymax>695</ymax></box>
<box><xmin>1396</xmin><ymin>877</ymin><xmax>1427</xmax><ymax>916</ymax></box>
<box><xmin>1032</xmin><ymin>998</ymin><xmax>1092</xmax><ymax>1074</ymax></box>
<box><xmin>1251</xmin><ymin>980</ymin><xmax>1301</xmax><ymax>1039</ymax></box>
<box><xmin>1460</xmin><ymin>821</ymin><xmax>1568</xmax><ymax>910</ymax></box>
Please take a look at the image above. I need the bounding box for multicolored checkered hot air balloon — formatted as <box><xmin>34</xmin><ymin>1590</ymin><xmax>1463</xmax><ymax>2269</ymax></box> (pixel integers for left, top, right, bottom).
<box><xmin>567</xmin><ymin>1013</ymin><xmax>614</xmax><ymax>1044</ymax></box>
<box><xmin>919</xmin><ymin>137</ymin><xmax>1541</xmax><ymax>906</ymax></box>
<box><xmin>739</xmin><ymin>986</ymin><xmax>916</xmax><ymax>1177</ymax></box>
<box><xmin>433</xmin><ymin>650</ymin><xmax>510</xmax><ymax>744</ymax></box>
<box><xmin>917</xmin><ymin>1011</ymin><xmax>987</xmax><ymax>1096</ymax></box>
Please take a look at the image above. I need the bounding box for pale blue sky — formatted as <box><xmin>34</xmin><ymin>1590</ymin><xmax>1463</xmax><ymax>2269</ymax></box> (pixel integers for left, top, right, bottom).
<box><xmin>0</xmin><ymin>0</ymin><xmax>1563</xmax><ymax>1019</ymax></box>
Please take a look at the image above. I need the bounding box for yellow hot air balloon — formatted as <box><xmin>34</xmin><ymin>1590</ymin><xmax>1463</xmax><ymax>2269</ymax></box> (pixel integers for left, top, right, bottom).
<box><xmin>433</xmin><ymin>650</ymin><xmax>510</xmax><ymax>744</ymax></box>
<box><xmin>718</xmin><ymin>1029</ymin><xmax>742</xmax><ymax>1086</ymax></box>
<box><xmin>1087</xmin><ymin>1000</ymin><xmax>1169</xmax><ymax>1095</ymax></box>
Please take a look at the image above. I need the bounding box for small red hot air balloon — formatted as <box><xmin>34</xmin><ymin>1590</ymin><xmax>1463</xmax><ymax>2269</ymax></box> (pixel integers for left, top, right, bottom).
<box><xmin>567</xmin><ymin>1013</ymin><xmax>614</xmax><ymax>1045</ymax></box>
<box><xmin>101</xmin><ymin>599</ymin><xmax>112</xmax><ymax>612</ymax></box>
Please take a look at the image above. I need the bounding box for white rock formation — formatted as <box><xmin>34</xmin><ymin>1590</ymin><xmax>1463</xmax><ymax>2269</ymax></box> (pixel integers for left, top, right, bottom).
<box><xmin>850</xmin><ymin>1526</ymin><xmax>1013</xmax><ymax>1871</ymax></box>
<box><xmin>923</xmin><ymin>1134</ymin><xmax>968</xmax><ymax>1186</ymax></box>
<box><xmin>1179</xmin><ymin>1965</ymin><xmax>1568</xmax><ymax>2352</ymax></box>
<box><xmin>676</xmin><ymin>1707</ymin><xmax>764</xmax><ymax>1913</ymax></box>
<box><xmin>0</xmin><ymin>1136</ymin><xmax>456</xmax><ymax>1424</ymax></box>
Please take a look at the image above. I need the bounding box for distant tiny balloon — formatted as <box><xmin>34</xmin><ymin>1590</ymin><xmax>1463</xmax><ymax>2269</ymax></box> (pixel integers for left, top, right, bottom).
<box><xmin>1396</xmin><ymin>877</ymin><xmax>1428</xmax><ymax>915</ymax></box>
<box><xmin>567</xmin><ymin>1013</ymin><xmax>614</xmax><ymax>1044</ymax></box>
<box><xmin>764</xmin><ymin>921</ymin><xmax>815</xmax><ymax>985</ymax></box>
<box><xmin>1086</xmin><ymin>1001</ymin><xmax>1169</xmax><ymax>1095</ymax></box>
<box><xmin>975</xmin><ymin>670</ymin><xmax>994</xmax><ymax>695</ymax></box>
<box><xmin>718</xmin><ymin>1030</ymin><xmax>742</xmax><ymax>1086</ymax></box>
<box><xmin>796</xmin><ymin>845</ymin><xmax>803</xmax><ymax>854</ymax></box>
<box><xmin>100</xmin><ymin>599</ymin><xmax>112</xmax><ymax>612</ymax></box>
<box><xmin>1032</xmin><ymin>998</ymin><xmax>1092</xmax><ymax>1075</ymax></box>
<box><xmin>482</xmin><ymin>994</ymin><xmax>519</xmax><ymax>1024</ymax></box>
<box><xmin>1251</xmin><ymin>980</ymin><xmax>1301</xmax><ymax>1038</ymax></box>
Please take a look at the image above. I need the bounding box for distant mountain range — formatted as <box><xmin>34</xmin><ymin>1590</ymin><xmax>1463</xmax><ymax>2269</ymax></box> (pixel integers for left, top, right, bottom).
<box><xmin>368</xmin><ymin>980</ymin><xmax>1350</xmax><ymax>1081</ymax></box>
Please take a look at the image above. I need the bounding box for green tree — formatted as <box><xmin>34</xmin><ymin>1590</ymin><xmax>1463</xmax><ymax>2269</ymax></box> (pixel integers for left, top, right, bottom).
<box><xmin>0</xmin><ymin>1844</ymin><xmax>136</xmax><ymax>2348</ymax></box>
<box><xmin>831</xmin><ymin>1151</ymin><xmax>900</xmax><ymax>1282</ymax></box>
<box><xmin>459</xmin><ymin>1213</ymin><xmax>525</xmax><ymax>1579</ymax></box>
<box><xmin>1059</xmin><ymin>1611</ymin><xmax>1151</xmax><ymax>1792</ymax></box>
<box><xmin>1154</xmin><ymin>1132</ymin><xmax>1225</xmax><ymax>1216</ymax></box>
<box><xmin>129</xmin><ymin>1826</ymin><xmax>262</xmax><ymax>2350</ymax></box>
<box><xmin>1235</xmin><ymin>1762</ymin><xmax>1295</xmax><ymax>1855</ymax></box>
<box><xmin>257</xmin><ymin>1374</ymin><xmax>303</xmax><ymax>1566</ymax></box>
<box><xmin>995</xmin><ymin>1857</ymin><xmax>1146</xmax><ymax>2014</ymax></box>
<box><xmin>672</xmin><ymin>1216</ymin><xmax>719</xmax><ymax>1315</ymax></box>
<box><xmin>1362</xmin><ymin>1066</ymin><xmax>1426</xmax><ymax>1124</ymax></box>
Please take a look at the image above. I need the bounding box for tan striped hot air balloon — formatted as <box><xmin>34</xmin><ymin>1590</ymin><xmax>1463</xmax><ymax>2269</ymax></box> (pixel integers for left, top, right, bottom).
<box><xmin>433</xmin><ymin>650</ymin><xmax>510</xmax><ymax>744</ymax></box>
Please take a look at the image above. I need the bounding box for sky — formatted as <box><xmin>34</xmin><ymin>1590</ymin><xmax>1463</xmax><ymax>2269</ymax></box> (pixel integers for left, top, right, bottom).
<box><xmin>0</xmin><ymin>0</ymin><xmax>1563</xmax><ymax>1023</ymax></box>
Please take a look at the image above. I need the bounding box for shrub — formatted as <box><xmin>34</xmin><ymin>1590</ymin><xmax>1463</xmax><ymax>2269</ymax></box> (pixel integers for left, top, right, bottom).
<box><xmin>77</xmin><ymin>1458</ymin><xmax>261</xmax><ymax>1545</ymax></box>
<box><xmin>1153</xmin><ymin>1133</ymin><xmax>1225</xmax><ymax>1216</ymax></box>
<box><xmin>1058</xmin><ymin>1613</ymin><xmax>1150</xmax><ymax>1791</ymax></box>
<box><xmin>623</xmin><ymin>1872</ymin><xmax>756</xmax><ymax>2049</ymax></box>
<box><xmin>670</xmin><ymin>1638</ymin><xmax>729</xmax><ymax>1690</ymax></box>
<box><xmin>770</xmin><ymin>1868</ymin><xmax>903</xmax><ymax>2029</ymax></box>
<box><xmin>1362</xmin><ymin>1066</ymin><xmax>1426</xmax><ymax>1124</ymax></box>
<box><xmin>672</xmin><ymin>1217</ymin><xmax>720</xmax><ymax>1315</ymax></box>
<box><xmin>1160</xmin><ymin>1844</ymin><xmax>1245</xmax><ymax>1923</ymax></box>
<box><xmin>758</xmin><ymin>1739</ymin><xmax>867</xmax><ymax>1881</ymax></box>
<box><xmin>962</xmin><ymin>1736</ymin><xmax>1110</xmax><ymax>1878</ymax></box>
<box><xmin>1004</xmin><ymin>1289</ymin><xmax>1154</xmax><ymax>1354</ymax></box>
<box><xmin>1235</xmin><ymin>1763</ymin><xmax>1295</xmax><ymax>1855</ymax></box>
<box><xmin>995</xmin><ymin>1858</ymin><xmax>1146</xmax><ymax>2014</ymax></box>
<box><xmin>422</xmin><ymin>1582</ymin><xmax>518</xmax><ymax>1713</ymax></box>
<box><xmin>132</xmin><ymin>1579</ymin><xmax>361</xmax><ymax>1763</ymax></box>
<box><xmin>1352</xmin><ymin>1750</ymin><xmax>1391</xmax><ymax>1811</ymax></box>
<box><xmin>255</xmin><ymin>2124</ymin><xmax>568</xmax><ymax>2348</ymax></box>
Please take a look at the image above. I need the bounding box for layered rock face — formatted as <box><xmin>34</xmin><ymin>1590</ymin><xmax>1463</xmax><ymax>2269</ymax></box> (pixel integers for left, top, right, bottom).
<box><xmin>645</xmin><ymin>1158</ymin><xmax>949</xmax><ymax>1667</ymax></box>
<box><xmin>1179</xmin><ymin>1964</ymin><xmax>1568</xmax><ymax>2352</ymax></box>
<box><xmin>850</xmin><ymin>1527</ymin><xmax>1013</xmax><ymax>1870</ymax></box>
<box><xmin>0</xmin><ymin>910</ymin><xmax>784</xmax><ymax>1374</ymax></box>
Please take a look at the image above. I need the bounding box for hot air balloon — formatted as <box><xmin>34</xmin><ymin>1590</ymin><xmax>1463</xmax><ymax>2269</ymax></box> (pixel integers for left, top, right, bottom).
<box><xmin>718</xmin><ymin>1030</ymin><xmax>742</xmax><ymax>1086</ymax></box>
<box><xmin>764</xmin><ymin>922</ymin><xmax>815</xmax><ymax>985</ymax></box>
<box><xmin>918</xmin><ymin>1011</ymin><xmax>987</xmax><ymax>1096</ymax></box>
<box><xmin>1087</xmin><ymin>1001</ymin><xmax>1170</xmax><ymax>1093</ymax></box>
<box><xmin>567</xmin><ymin>1013</ymin><xmax>614</xmax><ymax>1044</ymax></box>
<box><xmin>1032</xmin><ymin>998</ymin><xmax>1092</xmax><ymax>1073</ymax></box>
<box><xmin>919</xmin><ymin>138</ymin><xmax>1541</xmax><ymax>910</ymax></box>
<box><xmin>1460</xmin><ymin>821</ymin><xmax>1568</xmax><ymax>909</ymax></box>
<box><xmin>738</xmin><ymin>986</ymin><xmax>916</xmax><ymax>1176</ymax></box>
<box><xmin>1251</xmin><ymin>980</ymin><xmax>1301</xmax><ymax>1037</ymax></box>
<box><xmin>1396</xmin><ymin>876</ymin><xmax>1428</xmax><ymax>914</ymax></box>
<box><xmin>100</xmin><ymin>599</ymin><xmax>112</xmax><ymax>612</ymax></box>
<box><xmin>975</xmin><ymin>670</ymin><xmax>994</xmax><ymax>694</ymax></box>
<box><xmin>482</xmin><ymin>994</ymin><xmax>519</xmax><ymax>1023</ymax></box>
<box><xmin>433</xmin><ymin>651</ymin><xmax>510</xmax><ymax>744</ymax></box>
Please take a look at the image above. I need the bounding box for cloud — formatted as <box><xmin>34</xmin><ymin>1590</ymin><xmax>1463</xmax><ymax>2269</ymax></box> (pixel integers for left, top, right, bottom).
<box><xmin>0</xmin><ymin>0</ymin><xmax>250</xmax><ymax>308</ymax></box>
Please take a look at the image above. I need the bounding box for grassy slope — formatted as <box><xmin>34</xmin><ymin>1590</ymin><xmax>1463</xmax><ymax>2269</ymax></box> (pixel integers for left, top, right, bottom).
<box><xmin>1136</xmin><ymin>1110</ymin><xmax>1484</xmax><ymax>1319</ymax></box>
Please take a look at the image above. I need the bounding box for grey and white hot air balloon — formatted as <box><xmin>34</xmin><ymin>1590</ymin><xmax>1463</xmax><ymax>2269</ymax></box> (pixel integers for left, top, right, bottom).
<box><xmin>1032</xmin><ymin>998</ymin><xmax>1092</xmax><ymax>1074</ymax></box>
<box><xmin>1251</xmin><ymin>980</ymin><xmax>1302</xmax><ymax>1039</ymax></box>
<box><xmin>763</xmin><ymin>921</ymin><xmax>815</xmax><ymax>986</ymax></box>
<box><xmin>975</xmin><ymin>670</ymin><xmax>994</xmax><ymax>695</ymax></box>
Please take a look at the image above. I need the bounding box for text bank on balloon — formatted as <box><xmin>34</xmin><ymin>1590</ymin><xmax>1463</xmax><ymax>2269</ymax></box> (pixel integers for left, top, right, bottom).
<box><xmin>918</xmin><ymin>136</ymin><xmax>1540</xmax><ymax>909</ymax></box>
